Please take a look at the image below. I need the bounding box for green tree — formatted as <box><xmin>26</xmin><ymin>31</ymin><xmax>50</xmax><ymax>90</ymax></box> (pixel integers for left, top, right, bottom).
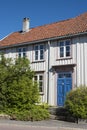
<box><xmin>0</xmin><ymin>55</ymin><xmax>9</xmax><ymax>109</ymax></box>
<box><xmin>65</xmin><ymin>86</ymin><xmax>87</xmax><ymax>123</ymax></box>
<box><xmin>0</xmin><ymin>56</ymin><xmax>39</xmax><ymax>111</ymax></box>
<box><xmin>7</xmin><ymin>58</ymin><xmax>40</xmax><ymax>110</ymax></box>
<box><xmin>0</xmin><ymin>56</ymin><xmax>49</xmax><ymax>120</ymax></box>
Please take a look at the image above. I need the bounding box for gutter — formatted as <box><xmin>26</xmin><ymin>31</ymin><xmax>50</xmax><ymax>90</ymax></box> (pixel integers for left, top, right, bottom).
<box><xmin>0</xmin><ymin>31</ymin><xmax>87</xmax><ymax>49</ymax></box>
<box><xmin>47</xmin><ymin>40</ymin><xmax>50</xmax><ymax>104</ymax></box>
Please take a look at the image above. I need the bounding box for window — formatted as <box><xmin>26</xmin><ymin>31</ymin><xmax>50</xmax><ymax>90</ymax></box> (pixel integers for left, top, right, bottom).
<box><xmin>34</xmin><ymin>74</ymin><xmax>44</xmax><ymax>93</ymax></box>
<box><xmin>58</xmin><ymin>40</ymin><xmax>71</xmax><ymax>58</ymax></box>
<box><xmin>34</xmin><ymin>44</ymin><xmax>44</xmax><ymax>61</ymax></box>
<box><xmin>23</xmin><ymin>48</ymin><xmax>26</xmax><ymax>57</ymax></box>
<box><xmin>58</xmin><ymin>73</ymin><xmax>72</xmax><ymax>78</ymax></box>
<box><xmin>18</xmin><ymin>48</ymin><xmax>27</xmax><ymax>58</ymax></box>
<box><xmin>18</xmin><ymin>48</ymin><xmax>21</xmax><ymax>58</ymax></box>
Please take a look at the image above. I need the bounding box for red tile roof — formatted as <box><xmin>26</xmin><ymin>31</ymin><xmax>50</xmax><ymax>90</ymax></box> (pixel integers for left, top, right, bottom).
<box><xmin>0</xmin><ymin>12</ymin><xmax>87</xmax><ymax>47</ymax></box>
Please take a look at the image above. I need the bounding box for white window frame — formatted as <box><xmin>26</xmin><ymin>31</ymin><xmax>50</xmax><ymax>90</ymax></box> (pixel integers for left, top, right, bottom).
<box><xmin>34</xmin><ymin>73</ymin><xmax>44</xmax><ymax>94</ymax></box>
<box><xmin>58</xmin><ymin>40</ymin><xmax>71</xmax><ymax>59</ymax></box>
<box><xmin>18</xmin><ymin>47</ymin><xmax>27</xmax><ymax>58</ymax></box>
<box><xmin>34</xmin><ymin>44</ymin><xmax>44</xmax><ymax>61</ymax></box>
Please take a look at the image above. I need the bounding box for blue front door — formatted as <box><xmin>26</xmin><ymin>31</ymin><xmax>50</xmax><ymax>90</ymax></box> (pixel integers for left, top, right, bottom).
<box><xmin>57</xmin><ymin>73</ymin><xmax>72</xmax><ymax>106</ymax></box>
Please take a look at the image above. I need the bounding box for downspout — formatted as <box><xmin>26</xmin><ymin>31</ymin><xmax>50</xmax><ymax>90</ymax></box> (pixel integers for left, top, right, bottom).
<box><xmin>47</xmin><ymin>40</ymin><xmax>50</xmax><ymax>104</ymax></box>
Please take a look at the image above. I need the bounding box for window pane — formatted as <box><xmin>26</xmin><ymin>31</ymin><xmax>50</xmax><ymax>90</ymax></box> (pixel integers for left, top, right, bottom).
<box><xmin>60</xmin><ymin>47</ymin><xmax>64</xmax><ymax>52</ymax></box>
<box><xmin>60</xmin><ymin>47</ymin><xmax>64</xmax><ymax>57</ymax></box>
<box><xmin>23</xmin><ymin>48</ymin><xmax>26</xmax><ymax>52</ymax></box>
<box><xmin>65</xmin><ymin>40</ymin><xmax>70</xmax><ymax>46</ymax></box>
<box><xmin>60</xmin><ymin>42</ymin><xmax>64</xmax><ymax>46</ymax></box>
<box><xmin>65</xmin><ymin>73</ymin><xmax>71</xmax><ymax>78</ymax></box>
<box><xmin>60</xmin><ymin>53</ymin><xmax>64</xmax><ymax>57</ymax></box>
<box><xmin>39</xmin><ymin>75</ymin><xmax>43</xmax><ymax>80</ymax></box>
<box><xmin>18</xmin><ymin>48</ymin><xmax>21</xmax><ymax>52</ymax></box>
<box><xmin>59</xmin><ymin>73</ymin><xmax>71</xmax><ymax>78</ymax></box>
<box><xmin>40</xmin><ymin>50</ymin><xmax>43</xmax><ymax>55</ymax></box>
<box><xmin>22</xmin><ymin>48</ymin><xmax>26</xmax><ymax>57</ymax></box>
<box><xmin>40</xmin><ymin>55</ymin><xmax>43</xmax><ymax>60</ymax></box>
<box><xmin>66</xmin><ymin>46</ymin><xmax>70</xmax><ymax>57</ymax></box>
<box><xmin>35</xmin><ymin>46</ymin><xmax>38</xmax><ymax>50</ymax></box>
<box><xmin>39</xmin><ymin>81</ymin><xmax>43</xmax><ymax>92</ymax></box>
<box><xmin>18</xmin><ymin>48</ymin><xmax>21</xmax><ymax>58</ymax></box>
<box><xmin>34</xmin><ymin>45</ymin><xmax>44</xmax><ymax>61</ymax></box>
<box><xmin>66</xmin><ymin>52</ymin><xmax>70</xmax><ymax>57</ymax></box>
<box><xmin>35</xmin><ymin>50</ymin><xmax>38</xmax><ymax>60</ymax></box>
<box><xmin>58</xmin><ymin>74</ymin><xmax>64</xmax><ymax>78</ymax></box>
<box><xmin>66</xmin><ymin>46</ymin><xmax>70</xmax><ymax>51</ymax></box>
<box><xmin>39</xmin><ymin>75</ymin><xmax>43</xmax><ymax>92</ymax></box>
<box><xmin>59</xmin><ymin>40</ymin><xmax>71</xmax><ymax>58</ymax></box>
<box><xmin>35</xmin><ymin>46</ymin><xmax>38</xmax><ymax>60</ymax></box>
<box><xmin>35</xmin><ymin>51</ymin><xmax>38</xmax><ymax>55</ymax></box>
<box><xmin>40</xmin><ymin>45</ymin><xmax>44</xmax><ymax>49</ymax></box>
<box><xmin>23</xmin><ymin>53</ymin><xmax>26</xmax><ymax>57</ymax></box>
<box><xmin>39</xmin><ymin>86</ymin><xmax>43</xmax><ymax>92</ymax></box>
<box><xmin>40</xmin><ymin>50</ymin><xmax>44</xmax><ymax>60</ymax></box>
<box><xmin>40</xmin><ymin>45</ymin><xmax>44</xmax><ymax>60</ymax></box>
<box><xmin>34</xmin><ymin>76</ymin><xmax>37</xmax><ymax>81</ymax></box>
<box><xmin>35</xmin><ymin>55</ymin><xmax>38</xmax><ymax>60</ymax></box>
<box><xmin>19</xmin><ymin>53</ymin><xmax>21</xmax><ymax>58</ymax></box>
<box><xmin>34</xmin><ymin>74</ymin><xmax>43</xmax><ymax>92</ymax></box>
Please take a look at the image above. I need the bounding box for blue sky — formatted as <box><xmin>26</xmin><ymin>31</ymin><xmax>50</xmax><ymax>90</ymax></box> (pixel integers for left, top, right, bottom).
<box><xmin>0</xmin><ymin>0</ymin><xmax>87</xmax><ymax>39</ymax></box>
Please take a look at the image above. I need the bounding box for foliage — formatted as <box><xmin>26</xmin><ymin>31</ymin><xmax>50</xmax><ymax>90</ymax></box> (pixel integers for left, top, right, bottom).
<box><xmin>4</xmin><ymin>104</ymin><xmax>49</xmax><ymax>121</ymax></box>
<box><xmin>0</xmin><ymin>56</ymin><xmax>49</xmax><ymax>120</ymax></box>
<box><xmin>65</xmin><ymin>86</ymin><xmax>87</xmax><ymax>121</ymax></box>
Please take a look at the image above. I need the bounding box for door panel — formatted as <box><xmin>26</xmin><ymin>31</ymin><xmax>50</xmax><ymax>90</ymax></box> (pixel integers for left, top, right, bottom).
<box><xmin>57</xmin><ymin>73</ymin><xmax>72</xmax><ymax>106</ymax></box>
<box><xmin>57</xmin><ymin>79</ymin><xmax>64</xmax><ymax>106</ymax></box>
<box><xmin>65</xmin><ymin>78</ymin><xmax>72</xmax><ymax>94</ymax></box>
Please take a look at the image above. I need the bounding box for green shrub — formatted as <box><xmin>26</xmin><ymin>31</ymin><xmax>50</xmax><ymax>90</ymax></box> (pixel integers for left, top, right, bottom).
<box><xmin>65</xmin><ymin>86</ymin><xmax>87</xmax><ymax>122</ymax></box>
<box><xmin>5</xmin><ymin>104</ymin><xmax>49</xmax><ymax>121</ymax></box>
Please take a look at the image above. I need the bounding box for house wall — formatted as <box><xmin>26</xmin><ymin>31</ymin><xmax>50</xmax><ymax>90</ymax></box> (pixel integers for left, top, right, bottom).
<box><xmin>47</xmin><ymin>35</ymin><xmax>87</xmax><ymax>105</ymax></box>
<box><xmin>3</xmin><ymin>43</ymin><xmax>48</xmax><ymax>104</ymax></box>
<box><xmin>1</xmin><ymin>34</ymin><xmax>87</xmax><ymax>106</ymax></box>
<box><xmin>27</xmin><ymin>43</ymin><xmax>48</xmax><ymax>103</ymax></box>
<box><xmin>73</xmin><ymin>36</ymin><xmax>87</xmax><ymax>87</ymax></box>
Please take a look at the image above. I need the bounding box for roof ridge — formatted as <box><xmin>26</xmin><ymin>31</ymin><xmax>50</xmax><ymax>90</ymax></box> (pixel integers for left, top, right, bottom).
<box><xmin>30</xmin><ymin>12</ymin><xmax>87</xmax><ymax>29</ymax></box>
<box><xmin>31</xmin><ymin>18</ymin><xmax>73</xmax><ymax>29</ymax></box>
<box><xmin>14</xmin><ymin>12</ymin><xmax>87</xmax><ymax>33</ymax></box>
<box><xmin>1</xmin><ymin>12</ymin><xmax>87</xmax><ymax>47</ymax></box>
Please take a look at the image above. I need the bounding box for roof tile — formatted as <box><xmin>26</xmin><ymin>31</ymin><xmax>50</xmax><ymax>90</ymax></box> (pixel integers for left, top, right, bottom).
<box><xmin>0</xmin><ymin>12</ymin><xmax>87</xmax><ymax>47</ymax></box>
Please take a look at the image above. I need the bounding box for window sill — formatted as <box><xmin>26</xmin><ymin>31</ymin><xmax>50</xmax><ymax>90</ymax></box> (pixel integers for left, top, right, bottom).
<box><xmin>56</xmin><ymin>57</ymin><xmax>72</xmax><ymax>61</ymax></box>
<box><xmin>39</xmin><ymin>92</ymin><xmax>44</xmax><ymax>95</ymax></box>
<box><xmin>32</xmin><ymin>60</ymin><xmax>45</xmax><ymax>63</ymax></box>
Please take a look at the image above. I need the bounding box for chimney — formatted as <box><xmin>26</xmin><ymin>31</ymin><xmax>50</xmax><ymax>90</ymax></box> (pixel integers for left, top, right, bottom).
<box><xmin>22</xmin><ymin>18</ymin><xmax>29</xmax><ymax>32</ymax></box>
